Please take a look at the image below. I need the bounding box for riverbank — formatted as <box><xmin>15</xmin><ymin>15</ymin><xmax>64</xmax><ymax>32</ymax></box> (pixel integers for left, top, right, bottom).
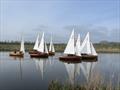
<box><xmin>0</xmin><ymin>42</ymin><xmax>120</xmax><ymax>53</ymax></box>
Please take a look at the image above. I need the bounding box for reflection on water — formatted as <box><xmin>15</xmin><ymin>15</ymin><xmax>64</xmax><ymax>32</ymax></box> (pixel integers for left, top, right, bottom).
<box><xmin>0</xmin><ymin>52</ymin><xmax>120</xmax><ymax>90</ymax></box>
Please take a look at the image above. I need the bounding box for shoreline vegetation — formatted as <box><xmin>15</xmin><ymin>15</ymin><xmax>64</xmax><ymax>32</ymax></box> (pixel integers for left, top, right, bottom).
<box><xmin>48</xmin><ymin>69</ymin><xmax>120</xmax><ymax>90</ymax></box>
<box><xmin>0</xmin><ymin>41</ymin><xmax>120</xmax><ymax>53</ymax></box>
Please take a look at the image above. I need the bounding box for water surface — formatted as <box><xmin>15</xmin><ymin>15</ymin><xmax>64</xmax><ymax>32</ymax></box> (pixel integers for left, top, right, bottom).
<box><xmin>0</xmin><ymin>52</ymin><xmax>120</xmax><ymax>90</ymax></box>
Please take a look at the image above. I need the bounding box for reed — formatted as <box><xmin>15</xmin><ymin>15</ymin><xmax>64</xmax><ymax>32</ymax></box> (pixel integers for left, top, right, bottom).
<box><xmin>48</xmin><ymin>69</ymin><xmax>120</xmax><ymax>90</ymax></box>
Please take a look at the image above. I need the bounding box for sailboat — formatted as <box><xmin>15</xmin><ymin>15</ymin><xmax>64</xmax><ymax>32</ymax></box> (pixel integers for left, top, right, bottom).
<box><xmin>29</xmin><ymin>34</ymin><xmax>40</xmax><ymax>54</ymax></box>
<box><xmin>30</xmin><ymin>32</ymin><xmax>49</xmax><ymax>58</ymax></box>
<box><xmin>59</xmin><ymin>29</ymin><xmax>82</xmax><ymax>61</ymax></box>
<box><xmin>49</xmin><ymin>35</ymin><xmax>55</xmax><ymax>56</ymax></box>
<box><xmin>80</xmin><ymin>32</ymin><xmax>98</xmax><ymax>60</ymax></box>
<box><xmin>9</xmin><ymin>37</ymin><xmax>25</xmax><ymax>57</ymax></box>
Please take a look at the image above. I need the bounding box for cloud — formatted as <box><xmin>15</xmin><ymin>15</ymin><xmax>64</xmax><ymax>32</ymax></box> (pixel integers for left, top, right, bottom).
<box><xmin>63</xmin><ymin>24</ymin><xmax>120</xmax><ymax>43</ymax></box>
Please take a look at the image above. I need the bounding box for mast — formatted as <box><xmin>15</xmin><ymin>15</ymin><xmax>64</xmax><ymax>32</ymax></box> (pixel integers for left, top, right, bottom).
<box><xmin>20</xmin><ymin>37</ymin><xmax>25</xmax><ymax>53</ymax></box>
<box><xmin>64</xmin><ymin>29</ymin><xmax>75</xmax><ymax>55</ymax></box>
<box><xmin>33</xmin><ymin>34</ymin><xmax>39</xmax><ymax>50</ymax></box>
<box><xmin>38</xmin><ymin>32</ymin><xmax>44</xmax><ymax>53</ymax></box>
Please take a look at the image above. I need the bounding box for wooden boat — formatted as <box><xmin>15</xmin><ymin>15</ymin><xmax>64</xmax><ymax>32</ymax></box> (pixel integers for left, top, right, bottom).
<box><xmin>30</xmin><ymin>32</ymin><xmax>49</xmax><ymax>58</ymax></box>
<box><xmin>81</xmin><ymin>54</ymin><xmax>98</xmax><ymax>61</ymax></box>
<box><xmin>29</xmin><ymin>34</ymin><xmax>39</xmax><ymax>54</ymax></box>
<box><xmin>59</xmin><ymin>55</ymin><xmax>81</xmax><ymax>63</ymax></box>
<box><xmin>59</xmin><ymin>29</ymin><xmax>82</xmax><ymax>61</ymax></box>
<box><xmin>80</xmin><ymin>32</ymin><xmax>98</xmax><ymax>60</ymax></box>
<box><xmin>30</xmin><ymin>52</ymin><xmax>48</xmax><ymax>58</ymax></box>
<box><xmin>9</xmin><ymin>51</ymin><xmax>24</xmax><ymax>57</ymax></box>
<box><xmin>48</xmin><ymin>35</ymin><xmax>55</xmax><ymax>56</ymax></box>
<box><xmin>9</xmin><ymin>37</ymin><xmax>25</xmax><ymax>57</ymax></box>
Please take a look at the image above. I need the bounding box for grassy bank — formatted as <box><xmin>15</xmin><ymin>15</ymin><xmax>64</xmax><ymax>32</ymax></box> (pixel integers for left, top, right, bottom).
<box><xmin>0</xmin><ymin>42</ymin><xmax>120</xmax><ymax>53</ymax></box>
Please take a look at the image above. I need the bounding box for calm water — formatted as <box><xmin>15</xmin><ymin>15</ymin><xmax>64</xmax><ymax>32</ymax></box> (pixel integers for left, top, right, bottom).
<box><xmin>0</xmin><ymin>52</ymin><xmax>120</xmax><ymax>90</ymax></box>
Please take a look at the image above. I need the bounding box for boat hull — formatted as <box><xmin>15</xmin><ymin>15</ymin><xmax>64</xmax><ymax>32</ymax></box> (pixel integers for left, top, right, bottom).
<box><xmin>59</xmin><ymin>55</ymin><xmax>81</xmax><ymax>62</ymax></box>
<box><xmin>9</xmin><ymin>52</ymin><xmax>24</xmax><ymax>57</ymax></box>
<box><xmin>30</xmin><ymin>53</ymin><xmax>49</xmax><ymax>58</ymax></box>
<box><xmin>49</xmin><ymin>52</ymin><xmax>55</xmax><ymax>56</ymax></box>
<box><xmin>81</xmin><ymin>54</ymin><xmax>98</xmax><ymax>61</ymax></box>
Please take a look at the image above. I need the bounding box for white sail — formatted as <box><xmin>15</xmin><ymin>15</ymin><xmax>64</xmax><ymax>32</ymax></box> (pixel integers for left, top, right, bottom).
<box><xmin>20</xmin><ymin>37</ymin><xmax>25</xmax><ymax>53</ymax></box>
<box><xmin>49</xmin><ymin>36</ymin><xmax>55</xmax><ymax>52</ymax></box>
<box><xmin>33</xmin><ymin>34</ymin><xmax>39</xmax><ymax>50</ymax></box>
<box><xmin>90</xmin><ymin>42</ymin><xmax>98</xmax><ymax>56</ymax></box>
<box><xmin>45</xmin><ymin>42</ymin><xmax>48</xmax><ymax>53</ymax></box>
<box><xmin>38</xmin><ymin>33</ymin><xmax>44</xmax><ymax>52</ymax></box>
<box><xmin>75</xmin><ymin>34</ymin><xmax>81</xmax><ymax>56</ymax></box>
<box><xmin>80</xmin><ymin>32</ymin><xmax>91</xmax><ymax>54</ymax></box>
<box><xmin>49</xmin><ymin>38</ymin><xmax>52</xmax><ymax>52</ymax></box>
<box><xmin>52</xmin><ymin>44</ymin><xmax>55</xmax><ymax>52</ymax></box>
<box><xmin>64</xmin><ymin>29</ymin><xmax>75</xmax><ymax>54</ymax></box>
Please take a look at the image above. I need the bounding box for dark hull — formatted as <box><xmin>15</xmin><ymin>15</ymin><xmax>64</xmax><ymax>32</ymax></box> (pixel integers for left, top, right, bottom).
<box><xmin>29</xmin><ymin>50</ymin><xmax>38</xmax><ymax>54</ymax></box>
<box><xmin>30</xmin><ymin>53</ymin><xmax>49</xmax><ymax>58</ymax></box>
<box><xmin>49</xmin><ymin>52</ymin><xmax>55</xmax><ymax>56</ymax></box>
<box><xmin>59</xmin><ymin>56</ymin><xmax>81</xmax><ymax>62</ymax></box>
<box><xmin>82</xmin><ymin>55</ymin><xmax>98</xmax><ymax>61</ymax></box>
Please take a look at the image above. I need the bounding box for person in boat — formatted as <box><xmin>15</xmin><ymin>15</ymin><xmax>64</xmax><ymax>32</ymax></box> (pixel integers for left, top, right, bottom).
<box><xmin>13</xmin><ymin>49</ymin><xmax>18</xmax><ymax>53</ymax></box>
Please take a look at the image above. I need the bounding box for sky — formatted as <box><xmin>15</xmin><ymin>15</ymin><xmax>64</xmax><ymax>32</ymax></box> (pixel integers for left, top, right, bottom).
<box><xmin>0</xmin><ymin>0</ymin><xmax>120</xmax><ymax>43</ymax></box>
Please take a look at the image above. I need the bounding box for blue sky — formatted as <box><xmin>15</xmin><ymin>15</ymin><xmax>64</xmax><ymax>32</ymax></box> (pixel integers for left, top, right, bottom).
<box><xmin>0</xmin><ymin>0</ymin><xmax>119</xmax><ymax>43</ymax></box>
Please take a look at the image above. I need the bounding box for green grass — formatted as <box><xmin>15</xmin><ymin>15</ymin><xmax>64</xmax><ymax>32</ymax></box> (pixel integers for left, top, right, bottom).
<box><xmin>0</xmin><ymin>42</ymin><xmax>120</xmax><ymax>53</ymax></box>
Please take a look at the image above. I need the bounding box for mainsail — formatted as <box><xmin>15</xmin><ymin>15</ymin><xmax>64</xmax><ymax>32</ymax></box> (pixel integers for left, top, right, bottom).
<box><xmin>33</xmin><ymin>34</ymin><xmax>39</xmax><ymax>50</ymax></box>
<box><xmin>80</xmin><ymin>32</ymin><xmax>91</xmax><ymax>54</ymax></box>
<box><xmin>20</xmin><ymin>37</ymin><xmax>25</xmax><ymax>53</ymax></box>
<box><xmin>64</xmin><ymin>29</ymin><xmax>75</xmax><ymax>54</ymax></box>
<box><xmin>38</xmin><ymin>33</ymin><xmax>44</xmax><ymax>52</ymax></box>
<box><xmin>75</xmin><ymin>34</ymin><xmax>81</xmax><ymax>56</ymax></box>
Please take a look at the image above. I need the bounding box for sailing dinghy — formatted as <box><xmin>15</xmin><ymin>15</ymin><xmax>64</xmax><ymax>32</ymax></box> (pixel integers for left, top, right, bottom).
<box><xmin>48</xmin><ymin>35</ymin><xmax>55</xmax><ymax>56</ymax></box>
<box><xmin>9</xmin><ymin>37</ymin><xmax>25</xmax><ymax>57</ymax></box>
<box><xmin>59</xmin><ymin>29</ymin><xmax>82</xmax><ymax>61</ymax></box>
<box><xmin>29</xmin><ymin>34</ymin><xmax>40</xmax><ymax>54</ymax></box>
<box><xmin>80</xmin><ymin>32</ymin><xmax>98</xmax><ymax>60</ymax></box>
<box><xmin>30</xmin><ymin>32</ymin><xmax>49</xmax><ymax>58</ymax></box>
